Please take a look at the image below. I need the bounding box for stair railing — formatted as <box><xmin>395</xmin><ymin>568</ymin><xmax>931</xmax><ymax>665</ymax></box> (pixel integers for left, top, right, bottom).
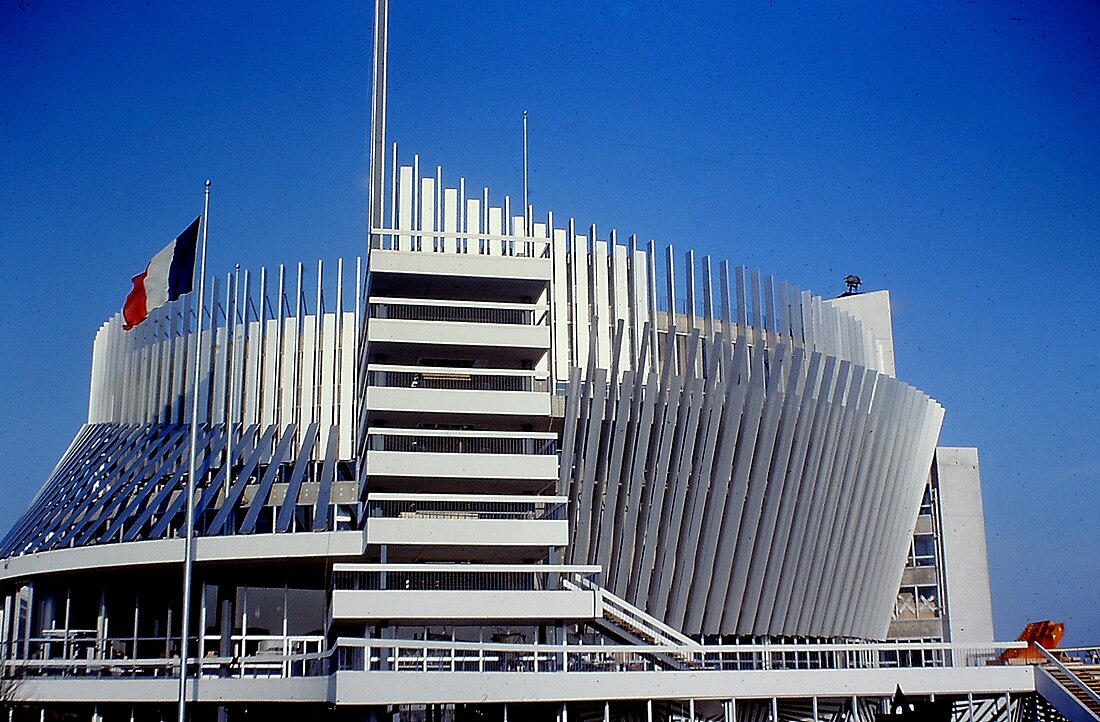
<box><xmin>563</xmin><ymin>575</ymin><xmax>700</xmax><ymax>649</ymax></box>
<box><xmin>1035</xmin><ymin>644</ymin><xmax>1100</xmax><ymax>710</ymax></box>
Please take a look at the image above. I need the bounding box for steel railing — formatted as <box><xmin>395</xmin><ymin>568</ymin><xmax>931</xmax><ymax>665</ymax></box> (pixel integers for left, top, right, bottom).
<box><xmin>1</xmin><ymin>634</ymin><xmax>328</xmax><ymax>679</ymax></box>
<box><xmin>369</xmin><ymin>228</ymin><xmax>553</xmax><ymax>259</ymax></box>
<box><xmin>367</xmin><ymin>365</ymin><xmax>549</xmax><ymax>392</ymax></box>
<box><xmin>332</xmin><ymin>638</ymin><xmax>1030</xmax><ymax>675</ymax></box>
<box><xmin>369</xmin><ymin>297</ymin><xmax>549</xmax><ymax>326</ymax></box>
<box><xmin>366</xmin><ymin>493</ymin><xmax>567</xmax><ymax>521</ymax></box>
<box><xmin>331</xmin><ymin>564</ymin><xmax>600</xmax><ymax>593</ymax></box>
<box><xmin>366</xmin><ymin>429</ymin><xmax>558</xmax><ymax>455</ymax></box>
<box><xmin>1</xmin><ymin>635</ymin><xmax>1030</xmax><ymax>680</ymax></box>
<box><xmin>1035</xmin><ymin>644</ymin><xmax>1100</xmax><ymax>710</ymax></box>
<box><xmin>564</xmin><ymin>576</ymin><xmax>698</xmax><ymax>649</ymax></box>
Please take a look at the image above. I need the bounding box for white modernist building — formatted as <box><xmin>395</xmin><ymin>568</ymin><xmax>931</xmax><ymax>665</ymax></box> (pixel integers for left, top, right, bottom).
<box><xmin>3</xmin><ymin>3</ymin><xmax>1098</xmax><ymax>719</ymax></box>
<box><xmin>3</xmin><ymin>155</ymin><xmax>1095</xmax><ymax>722</ymax></box>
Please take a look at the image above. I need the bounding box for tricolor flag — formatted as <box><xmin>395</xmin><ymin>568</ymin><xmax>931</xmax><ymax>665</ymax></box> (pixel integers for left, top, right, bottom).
<box><xmin>122</xmin><ymin>216</ymin><xmax>202</xmax><ymax>330</ymax></box>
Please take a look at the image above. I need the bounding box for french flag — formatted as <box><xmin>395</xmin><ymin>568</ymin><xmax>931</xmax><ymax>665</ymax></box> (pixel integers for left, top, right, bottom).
<box><xmin>122</xmin><ymin>216</ymin><xmax>202</xmax><ymax>330</ymax></box>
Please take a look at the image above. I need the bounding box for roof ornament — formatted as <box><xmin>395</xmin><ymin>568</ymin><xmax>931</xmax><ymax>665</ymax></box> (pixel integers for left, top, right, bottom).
<box><xmin>843</xmin><ymin>274</ymin><xmax>862</xmax><ymax>296</ymax></box>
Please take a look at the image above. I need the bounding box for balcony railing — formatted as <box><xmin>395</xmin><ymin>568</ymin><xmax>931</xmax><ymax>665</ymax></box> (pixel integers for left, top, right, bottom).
<box><xmin>366</xmin><ymin>428</ymin><xmax>558</xmax><ymax>455</ymax></box>
<box><xmin>334</xmin><ymin>638</ymin><xmax>1030</xmax><ymax>675</ymax></box>
<box><xmin>1</xmin><ymin>634</ymin><xmax>328</xmax><ymax>679</ymax></box>
<box><xmin>366</xmin><ymin>493</ymin><xmax>567</xmax><ymax>521</ymax></box>
<box><xmin>369</xmin><ymin>297</ymin><xmax>549</xmax><ymax>326</ymax></box>
<box><xmin>1</xmin><ymin>635</ymin><xmax>1029</xmax><ymax>680</ymax></box>
<box><xmin>370</xmin><ymin>228</ymin><xmax>552</xmax><ymax>259</ymax></box>
<box><xmin>367</xmin><ymin>364</ymin><xmax>549</xmax><ymax>393</ymax></box>
<box><xmin>331</xmin><ymin>564</ymin><xmax>600</xmax><ymax>593</ymax></box>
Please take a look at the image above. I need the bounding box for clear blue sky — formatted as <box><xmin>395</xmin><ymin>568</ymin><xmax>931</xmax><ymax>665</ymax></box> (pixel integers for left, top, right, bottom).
<box><xmin>1</xmin><ymin>2</ymin><xmax>1097</xmax><ymax>643</ymax></box>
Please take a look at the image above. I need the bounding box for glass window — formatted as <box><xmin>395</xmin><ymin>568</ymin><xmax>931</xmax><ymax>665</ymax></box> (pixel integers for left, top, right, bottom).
<box><xmin>912</xmin><ymin>535</ymin><xmax>936</xmax><ymax>566</ymax></box>
<box><xmin>919</xmin><ymin>486</ymin><xmax>935</xmax><ymax>516</ymax></box>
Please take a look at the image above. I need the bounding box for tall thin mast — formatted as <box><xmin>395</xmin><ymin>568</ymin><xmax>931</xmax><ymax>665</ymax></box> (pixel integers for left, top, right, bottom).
<box><xmin>368</xmin><ymin>0</ymin><xmax>389</xmax><ymax>243</ymax></box>
<box><xmin>523</xmin><ymin>110</ymin><xmax>529</xmax><ymax>235</ymax></box>
<box><xmin>360</xmin><ymin>0</ymin><xmax>389</xmax><ymax>477</ymax></box>
<box><xmin>177</xmin><ymin>179</ymin><xmax>211</xmax><ymax>722</ymax></box>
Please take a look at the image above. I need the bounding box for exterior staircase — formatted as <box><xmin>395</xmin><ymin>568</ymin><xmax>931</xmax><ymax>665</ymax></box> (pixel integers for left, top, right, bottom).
<box><xmin>562</xmin><ymin>576</ymin><xmax>704</xmax><ymax>670</ymax></box>
<box><xmin>1035</xmin><ymin>646</ymin><xmax>1100</xmax><ymax>722</ymax></box>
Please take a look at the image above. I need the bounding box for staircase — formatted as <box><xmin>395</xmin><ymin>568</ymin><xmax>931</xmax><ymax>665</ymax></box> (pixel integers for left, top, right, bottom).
<box><xmin>1035</xmin><ymin>646</ymin><xmax>1100</xmax><ymax>722</ymax></box>
<box><xmin>562</xmin><ymin>576</ymin><xmax>704</xmax><ymax>670</ymax></box>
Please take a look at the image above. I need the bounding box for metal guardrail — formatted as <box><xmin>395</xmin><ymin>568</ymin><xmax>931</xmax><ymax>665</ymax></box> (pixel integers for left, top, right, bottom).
<box><xmin>367</xmin><ymin>365</ymin><xmax>549</xmax><ymax>392</ymax></box>
<box><xmin>369</xmin><ymin>297</ymin><xmax>549</xmax><ymax>326</ymax></box>
<box><xmin>566</xmin><ymin>576</ymin><xmax>698</xmax><ymax>649</ymax></box>
<box><xmin>369</xmin><ymin>228</ymin><xmax>553</xmax><ymax>259</ymax></box>
<box><xmin>2</xmin><ymin>634</ymin><xmax>328</xmax><ymax>679</ymax></box>
<box><xmin>366</xmin><ymin>430</ymin><xmax>558</xmax><ymax>455</ymax></box>
<box><xmin>366</xmin><ymin>493</ymin><xmax>567</xmax><ymax>521</ymax></box>
<box><xmin>333</xmin><ymin>638</ymin><xmax>1029</xmax><ymax>675</ymax></box>
<box><xmin>1056</xmin><ymin>647</ymin><xmax>1100</xmax><ymax>665</ymax></box>
<box><xmin>332</xmin><ymin>565</ymin><xmax>600</xmax><ymax>593</ymax></box>
<box><xmin>1035</xmin><ymin>644</ymin><xmax>1100</xmax><ymax>710</ymax></box>
<box><xmin>2</xmin><ymin>635</ymin><xmax>1030</xmax><ymax>680</ymax></box>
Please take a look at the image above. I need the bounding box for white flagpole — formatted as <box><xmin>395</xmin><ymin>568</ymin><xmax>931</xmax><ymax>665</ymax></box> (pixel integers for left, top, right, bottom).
<box><xmin>522</xmin><ymin>109</ymin><xmax>529</xmax><ymax>235</ymax></box>
<box><xmin>178</xmin><ymin>179</ymin><xmax>211</xmax><ymax>722</ymax></box>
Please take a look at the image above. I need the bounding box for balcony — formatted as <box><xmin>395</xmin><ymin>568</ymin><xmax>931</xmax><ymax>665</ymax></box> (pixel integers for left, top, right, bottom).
<box><xmin>368</xmin><ymin>230</ymin><xmax>552</xmax><ymax>283</ymax></box>
<box><xmin>366</xmin><ymin>297</ymin><xmax>550</xmax><ymax>351</ymax></box>
<box><xmin>364</xmin><ymin>493</ymin><xmax>568</xmax><ymax>548</ymax></box>
<box><xmin>366</xmin><ymin>365</ymin><xmax>550</xmax><ymax>416</ymax></box>
<box><xmin>365</xmin><ymin>428</ymin><xmax>559</xmax><ymax>483</ymax></box>
<box><xmin>330</xmin><ymin>564</ymin><xmax>600</xmax><ymax>622</ymax></box>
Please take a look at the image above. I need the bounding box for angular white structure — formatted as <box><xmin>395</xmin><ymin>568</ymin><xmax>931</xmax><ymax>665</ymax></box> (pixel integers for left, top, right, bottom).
<box><xmin>1</xmin><ymin>3</ymin><xmax>1087</xmax><ymax>717</ymax></box>
<box><xmin>0</xmin><ymin>157</ymin><xmax>1068</xmax><ymax>721</ymax></box>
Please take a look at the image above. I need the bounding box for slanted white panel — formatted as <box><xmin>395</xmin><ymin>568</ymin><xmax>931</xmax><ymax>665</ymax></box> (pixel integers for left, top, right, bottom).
<box><xmin>511</xmin><ymin>215</ymin><xmax>525</xmax><ymax>256</ymax></box>
<box><xmin>465</xmin><ymin>198</ymin><xmax>480</xmax><ymax>256</ymax></box>
<box><xmin>593</xmin><ymin>240</ymin><xmax>612</xmax><ymax>371</ymax></box>
<box><xmin>279</xmin><ymin>319</ymin><xmax>298</xmax><ymax>433</ymax></box>
<box><xmin>261</xmin><ymin>318</ymin><xmax>280</xmax><ymax>429</ymax></box>
<box><xmin>487</xmin><ymin>207</ymin><xmax>503</xmax><ymax>256</ymax></box>
<box><xmin>210</xmin><ymin>326</ymin><xmax>228</xmax><ymax>423</ymax></box>
<box><xmin>397</xmin><ymin>165</ymin><xmax>413</xmax><ymax>251</ymax></box>
<box><xmin>442</xmin><ymin>187</ymin><xmax>458</xmax><ymax>253</ymax></box>
<box><xmin>419</xmin><ymin>177</ymin><xmax>435</xmax><ymax>254</ymax></box>
<box><xmin>299</xmin><ymin>315</ymin><xmax>317</xmax><ymax>429</ymax></box>
<box><xmin>339</xmin><ymin>311</ymin><xmax>356</xmax><ymax>458</ymax></box>
<box><xmin>552</xmin><ymin>228</ymin><xmax>571</xmax><ymax>382</ymax></box>
<box><xmin>243</xmin><ymin>320</ymin><xmax>261</xmax><ymax>427</ymax></box>
<box><xmin>571</xmin><ymin>234</ymin><xmax>591</xmax><ymax>373</ymax></box>
<box><xmin>632</xmin><ymin>249</ymin><xmax>651</xmax><ymax>375</ymax></box>
<box><xmin>320</xmin><ymin>312</ymin><xmax>338</xmax><ymax>428</ymax></box>
<box><xmin>613</xmin><ymin>243</ymin><xmax>630</xmax><ymax>373</ymax></box>
<box><xmin>169</xmin><ymin>333</ymin><xmax>186</xmax><ymax>424</ymax></box>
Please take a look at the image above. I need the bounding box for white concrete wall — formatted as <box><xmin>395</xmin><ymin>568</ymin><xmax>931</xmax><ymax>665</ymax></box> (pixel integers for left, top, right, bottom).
<box><xmin>365</xmin><ymin>517</ymin><xmax>568</xmax><ymax>547</ymax></box>
<box><xmin>936</xmin><ymin>447</ymin><xmax>996</xmax><ymax>643</ymax></box>
<box><xmin>827</xmin><ymin>289</ymin><xmax>896</xmax><ymax>377</ymax></box>
<box><xmin>331</xmin><ymin>589</ymin><xmax>597</xmax><ymax>621</ymax></box>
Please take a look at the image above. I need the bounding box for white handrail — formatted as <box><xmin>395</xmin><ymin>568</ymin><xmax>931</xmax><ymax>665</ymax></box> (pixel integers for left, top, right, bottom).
<box><xmin>367</xmin><ymin>364</ymin><xmax>549</xmax><ymax>378</ymax></box>
<box><xmin>366</xmin><ymin>427</ymin><xmax>557</xmax><ymax>440</ymax></box>
<box><xmin>367</xmin><ymin>492</ymin><xmax>568</xmax><ymax>504</ymax></box>
<box><xmin>369</xmin><ymin>296</ymin><xmax>548</xmax><ymax>311</ymax></box>
<box><xmin>333</xmin><ymin>562</ymin><xmax>601</xmax><ymax>574</ymax></box>
<box><xmin>568</xmin><ymin>576</ymin><xmax>700</xmax><ymax>648</ymax></box>
<box><xmin>1035</xmin><ymin>644</ymin><xmax>1100</xmax><ymax>709</ymax></box>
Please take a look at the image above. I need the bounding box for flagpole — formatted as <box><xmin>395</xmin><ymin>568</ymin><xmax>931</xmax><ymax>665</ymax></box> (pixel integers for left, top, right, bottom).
<box><xmin>178</xmin><ymin>179</ymin><xmax>211</xmax><ymax>722</ymax></box>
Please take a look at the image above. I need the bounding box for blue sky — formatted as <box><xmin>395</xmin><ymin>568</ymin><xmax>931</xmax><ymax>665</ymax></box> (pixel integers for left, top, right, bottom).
<box><xmin>1</xmin><ymin>2</ymin><xmax>1097</xmax><ymax>643</ymax></box>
